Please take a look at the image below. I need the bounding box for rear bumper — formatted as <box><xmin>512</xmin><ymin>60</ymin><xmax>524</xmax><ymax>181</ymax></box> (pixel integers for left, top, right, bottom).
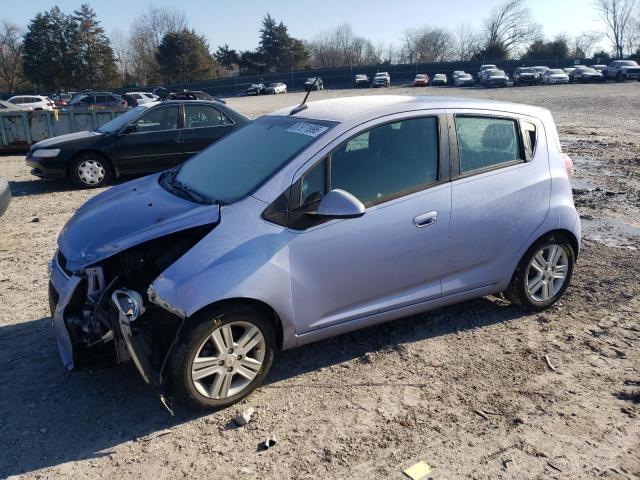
<box><xmin>0</xmin><ymin>178</ymin><xmax>10</xmax><ymax>217</ymax></box>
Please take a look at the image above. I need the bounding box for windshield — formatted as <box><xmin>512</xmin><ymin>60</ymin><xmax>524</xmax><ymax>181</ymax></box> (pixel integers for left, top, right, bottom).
<box><xmin>490</xmin><ymin>71</ymin><xmax>505</xmax><ymax>76</ymax></box>
<box><xmin>519</xmin><ymin>68</ymin><xmax>535</xmax><ymax>73</ymax></box>
<box><xmin>96</xmin><ymin>106</ymin><xmax>149</xmax><ymax>133</ymax></box>
<box><xmin>549</xmin><ymin>69</ymin><xmax>564</xmax><ymax>74</ymax></box>
<box><xmin>619</xmin><ymin>61</ymin><xmax>638</xmax><ymax>66</ymax></box>
<box><xmin>169</xmin><ymin>116</ymin><xmax>336</xmax><ymax>204</ymax></box>
<box><xmin>415</xmin><ymin>75</ymin><xmax>426</xmax><ymax>79</ymax></box>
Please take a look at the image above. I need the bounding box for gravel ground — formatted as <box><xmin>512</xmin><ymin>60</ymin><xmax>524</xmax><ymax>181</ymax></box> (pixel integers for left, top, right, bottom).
<box><xmin>0</xmin><ymin>83</ymin><xmax>639</xmax><ymax>480</ymax></box>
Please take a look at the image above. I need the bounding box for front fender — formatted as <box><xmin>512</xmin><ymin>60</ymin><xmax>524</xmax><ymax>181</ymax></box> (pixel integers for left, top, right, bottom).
<box><xmin>149</xmin><ymin>198</ymin><xmax>297</xmax><ymax>349</ymax></box>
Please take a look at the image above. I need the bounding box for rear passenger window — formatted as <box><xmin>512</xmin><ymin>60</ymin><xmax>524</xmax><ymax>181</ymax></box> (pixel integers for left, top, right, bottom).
<box><xmin>184</xmin><ymin>105</ymin><xmax>231</xmax><ymax>128</ymax></box>
<box><xmin>330</xmin><ymin>117</ymin><xmax>439</xmax><ymax>206</ymax></box>
<box><xmin>455</xmin><ymin>116</ymin><xmax>522</xmax><ymax>173</ymax></box>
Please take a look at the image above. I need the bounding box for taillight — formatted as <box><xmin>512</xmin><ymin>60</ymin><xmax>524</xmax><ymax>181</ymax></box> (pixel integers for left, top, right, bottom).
<box><xmin>562</xmin><ymin>154</ymin><xmax>574</xmax><ymax>178</ymax></box>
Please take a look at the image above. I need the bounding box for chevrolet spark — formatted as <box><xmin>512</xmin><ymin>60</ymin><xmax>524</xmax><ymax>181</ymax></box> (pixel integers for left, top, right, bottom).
<box><xmin>49</xmin><ymin>96</ymin><xmax>580</xmax><ymax>410</ymax></box>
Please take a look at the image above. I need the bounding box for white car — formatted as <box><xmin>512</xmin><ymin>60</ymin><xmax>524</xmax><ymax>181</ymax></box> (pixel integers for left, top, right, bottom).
<box><xmin>542</xmin><ymin>69</ymin><xmax>570</xmax><ymax>85</ymax></box>
<box><xmin>126</xmin><ymin>92</ymin><xmax>158</xmax><ymax>104</ymax></box>
<box><xmin>266</xmin><ymin>82</ymin><xmax>287</xmax><ymax>94</ymax></box>
<box><xmin>7</xmin><ymin>95</ymin><xmax>54</xmax><ymax>111</ymax></box>
<box><xmin>373</xmin><ymin>72</ymin><xmax>391</xmax><ymax>87</ymax></box>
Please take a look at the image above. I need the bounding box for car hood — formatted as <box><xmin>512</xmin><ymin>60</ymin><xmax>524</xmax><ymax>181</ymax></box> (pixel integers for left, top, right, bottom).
<box><xmin>58</xmin><ymin>173</ymin><xmax>220</xmax><ymax>271</ymax></box>
<box><xmin>33</xmin><ymin>130</ymin><xmax>103</xmax><ymax>149</ymax></box>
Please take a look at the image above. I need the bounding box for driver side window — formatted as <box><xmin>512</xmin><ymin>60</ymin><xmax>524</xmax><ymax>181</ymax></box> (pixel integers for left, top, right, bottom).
<box><xmin>133</xmin><ymin>106</ymin><xmax>179</xmax><ymax>133</ymax></box>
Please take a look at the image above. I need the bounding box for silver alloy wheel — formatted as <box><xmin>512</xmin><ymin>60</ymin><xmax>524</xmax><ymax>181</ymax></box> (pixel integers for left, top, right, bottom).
<box><xmin>191</xmin><ymin>321</ymin><xmax>266</xmax><ymax>399</ymax></box>
<box><xmin>77</xmin><ymin>159</ymin><xmax>106</xmax><ymax>185</ymax></box>
<box><xmin>525</xmin><ymin>244</ymin><xmax>569</xmax><ymax>302</ymax></box>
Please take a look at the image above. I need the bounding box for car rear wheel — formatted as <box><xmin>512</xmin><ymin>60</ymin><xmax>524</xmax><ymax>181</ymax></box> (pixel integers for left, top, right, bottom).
<box><xmin>70</xmin><ymin>153</ymin><xmax>111</xmax><ymax>188</ymax></box>
<box><xmin>167</xmin><ymin>304</ymin><xmax>276</xmax><ymax>410</ymax></box>
<box><xmin>505</xmin><ymin>233</ymin><xmax>575</xmax><ymax>311</ymax></box>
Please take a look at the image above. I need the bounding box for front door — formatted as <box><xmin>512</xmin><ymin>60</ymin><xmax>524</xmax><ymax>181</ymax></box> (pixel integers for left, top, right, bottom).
<box><xmin>287</xmin><ymin>114</ymin><xmax>451</xmax><ymax>333</ymax></box>
<box><xmin>113</xmin><ymin>104</ymin><xmax>182</xmax><ymax>173</ymax></box>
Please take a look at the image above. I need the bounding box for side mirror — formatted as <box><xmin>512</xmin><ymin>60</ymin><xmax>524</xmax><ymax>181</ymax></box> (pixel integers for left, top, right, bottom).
<box><xmin>121</xmin><ymin>124</ymin><xmax>137</xmax><ymax>135</ymax></box>
<box><xmin>311</xmin><ymin>189</ymin><xmax>365</xmax><ymax>219</ymax></box>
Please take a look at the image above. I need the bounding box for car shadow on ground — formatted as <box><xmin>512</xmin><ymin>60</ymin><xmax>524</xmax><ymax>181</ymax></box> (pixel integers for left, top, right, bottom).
<box><xmin>0</xmin><ymin>297</ymin><xmax>525</xmax><ymax>477</ymax></box>
<box><xmin>7</xmin><ymin>176</ymin><xmax>137</xmax><ymax>198</ymax></box>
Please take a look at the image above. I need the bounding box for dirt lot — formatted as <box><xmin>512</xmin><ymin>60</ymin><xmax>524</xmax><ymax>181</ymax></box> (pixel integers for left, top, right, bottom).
<box><xmin>1</xmin><ymin>83</ymin><xmax>639</xmax><ymax>479</ymax></box>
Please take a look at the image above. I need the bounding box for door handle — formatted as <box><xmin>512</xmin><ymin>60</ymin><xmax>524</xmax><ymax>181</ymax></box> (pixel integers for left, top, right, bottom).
<box><xmin>167</xmin><ymin>138</ymin><xmax>182</xmax><ymax>144</ymax></box>
<box><xmin>414</xmin><ymin>211</ymin><xmax>438</xmax><ymax>228</ymax></box>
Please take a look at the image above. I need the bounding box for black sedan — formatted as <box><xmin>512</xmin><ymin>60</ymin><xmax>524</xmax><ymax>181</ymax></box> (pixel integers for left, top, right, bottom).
<box><xmin>246</xmin><ymin>83</ymin><xmax>267</xmax><ymax>95</ymax></box>
<box><xmin>26</xmin><ymin>100</ymin><xmax>249</xmax><ymax>188</ymax></box>
<box><xmin>569</xmin><ymin>67</ymin><xmax>603</xmax><ymax>83</ymax></box>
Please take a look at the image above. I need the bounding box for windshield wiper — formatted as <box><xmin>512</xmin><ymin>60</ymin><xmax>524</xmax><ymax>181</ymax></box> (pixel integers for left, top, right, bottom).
<box><xmin>169</xmin><ymin>180</ymin><xmax>212</xmax><ymax>205</ymax></box>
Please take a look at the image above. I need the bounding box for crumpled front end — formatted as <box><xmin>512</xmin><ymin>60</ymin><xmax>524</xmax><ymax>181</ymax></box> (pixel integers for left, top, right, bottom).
<box><xmin>48</xmin><ymin>219</ymin><xmax>215</xmax><ymax>391</ymax></box>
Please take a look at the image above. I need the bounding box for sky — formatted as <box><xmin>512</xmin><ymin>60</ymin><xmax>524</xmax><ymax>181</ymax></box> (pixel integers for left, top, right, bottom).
<box><xmin>5</xmin><ymin>0</ymin><xmax>607</xmax><ymax>52</ymax></box>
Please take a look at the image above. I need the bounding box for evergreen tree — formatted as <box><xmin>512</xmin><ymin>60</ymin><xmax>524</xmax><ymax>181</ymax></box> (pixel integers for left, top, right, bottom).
<box><xmin>156</xmin><ymin>29</ymin><xmax>217</xmax><ymax>84</ymax></box>
<box><xmin>70</xmin><ymin>4</ymin><xmax>118</xmax><ymax>89</ymax></box>
<box><xmin>22</xmin><ymin>7</ymin><xmax>74</xmax><ymax>90</ymax></box>
<box><xmin>257</xmin><ymin>14</ymin><xmax>308</xmax><ymax>72</ymax></box>
<box><xmin>214</xmin><ymin>44</ymin><xmax>240</xmax><ymax>70</ymax></box>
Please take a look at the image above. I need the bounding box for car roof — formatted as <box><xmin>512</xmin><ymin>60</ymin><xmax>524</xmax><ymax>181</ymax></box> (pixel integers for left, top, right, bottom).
<box><xmin>269</xmin><ymin>95</ymin><xmax>548</xmax><ymax>123</ymax></box>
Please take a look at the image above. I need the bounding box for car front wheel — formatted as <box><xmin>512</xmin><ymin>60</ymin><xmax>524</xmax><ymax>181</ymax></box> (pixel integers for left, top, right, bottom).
<box><xmin>167</xmin><ymin>304</ymin><xmax>276</xmax><ymax>410</ymax></box>
<box><xmin>505</xmin><ymin>233</ymin><xmax>575</xmax><ymax>311</ymax></box>
<box><xmin>70</xmin><ymin>153</ymin><xmax>111</xmax><ymax>188</ymax></box>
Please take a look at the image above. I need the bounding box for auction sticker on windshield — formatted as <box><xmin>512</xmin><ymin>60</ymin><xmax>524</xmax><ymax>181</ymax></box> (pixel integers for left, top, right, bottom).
<box><xmin>286</xmin><ymin>122</ymin><xmax>329</xmax><ymax>137</ymax></box>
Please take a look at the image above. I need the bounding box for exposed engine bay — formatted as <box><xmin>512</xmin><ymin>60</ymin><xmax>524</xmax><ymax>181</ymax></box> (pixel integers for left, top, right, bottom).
<box><xmin>49</xmin><ymin>224</ymin><xmax>215</xmax><ymax>403</ymax></box>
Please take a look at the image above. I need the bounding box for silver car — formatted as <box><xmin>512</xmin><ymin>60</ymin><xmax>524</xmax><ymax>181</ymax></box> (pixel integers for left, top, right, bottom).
<box><xmin>49</xmin><ymin>96</ymin><xmax>580</xmax><ymax>410</ymax></box>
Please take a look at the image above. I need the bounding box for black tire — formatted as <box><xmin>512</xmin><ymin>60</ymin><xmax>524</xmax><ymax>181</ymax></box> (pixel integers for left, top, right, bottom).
<box><xmin>167</xmin><ymin>303</ymin><xmax>276</xmax><ymax>410</ymax></box>
<box><xmin>70</xmin><ymin>152</ymin><xmax>111</xmax><ymax>189</ymax></box>
<box><xmin>504</xmin><ymin>233</ymin><xmax>575</xmax><ymax>311</ymax></box>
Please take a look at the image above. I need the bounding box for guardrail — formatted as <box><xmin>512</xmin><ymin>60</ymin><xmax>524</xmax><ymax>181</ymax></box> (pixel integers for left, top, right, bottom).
<box><xmin>0</xmin><ymin>109</ymin><xmax>126</xmax><ymax>152</ymax></box>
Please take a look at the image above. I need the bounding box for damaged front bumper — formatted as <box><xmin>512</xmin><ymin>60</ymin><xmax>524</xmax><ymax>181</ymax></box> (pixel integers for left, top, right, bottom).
<box><xmin>48</xmin><ymin>251</ymin><xmax>181</xmax><ymax>391</ymax></box>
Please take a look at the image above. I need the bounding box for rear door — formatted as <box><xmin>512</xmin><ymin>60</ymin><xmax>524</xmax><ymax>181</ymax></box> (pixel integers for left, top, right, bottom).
<box><xmin>179</xmin><ymin>103</ymin><xmax>235</xmax><ymax>163</ymax></box>
<box><xmin>442</xmin><ymin>110</ymin><xmax>551</xmax><ymax>295</ymax></box>
<box><xmin>111</xmin><ymin>104</ymin><xmax>182</xmax><ymax>173</ymax></box>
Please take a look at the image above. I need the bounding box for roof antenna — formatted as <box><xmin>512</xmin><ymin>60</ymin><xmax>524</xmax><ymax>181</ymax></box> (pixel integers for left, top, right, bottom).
<box><xmin>289</xmin><ymin>76</ymin><xmax>318</xmax><ymax>115</ymax></box>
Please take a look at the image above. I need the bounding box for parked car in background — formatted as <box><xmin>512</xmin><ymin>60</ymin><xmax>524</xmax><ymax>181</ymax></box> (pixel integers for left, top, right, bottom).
<box><xmin>452</xmin><ymin>71</ymin><xmax>466</xmax><ymax>81</ymax></box>
<box><xmin>483</xmin><ymin>69</ymin><xmax>509</xmax><ymax>87</ymax></box>
<box><xmin>604</xmin><ymin>60</ymin><xmax>640</xmax><ymax>81</ymax></box>
<box><xmin>26</xmin><ymin>100</ymin><xmax>249</xmax><ymax>188</ymax></box>
<box><xmin>569</xmin><ymin>66</ymin><xmax>603</xmax><ymax>83</ymax></box>
<box><xmin>454</xmin><ymin>73</ymin><xmax>474</xmax><ymax>87</ymax></box>
<box><xmin>412</xmin><ymin>74</ymin><xmax>430</xmax><ymax>86</ymax></box>
<box><xmin>532</xmin><ymin>66</ymin><xmax>550</xmax><ymax>80</ymax></box>
<box><xmin>431</xmin><ymin>74</ymin><xmax>447</xmax><ymax>86</ymax></box>
<box><xmin>589</xmin><ymin>64</ymin><xmax>607</xmax><ymax>73</ymax></box>
<box><xmin>0</xmin><ymin>99</ymin><xmax>27</xmax><ymax>111</ymax></box>
<box><xmin>163</xmin><ymin>90</ymin><xmax>222</xmax><ymax>102</ymax></box>
<box><xmin>373</xmin><ymin>72</ymin><xmax>391</xmax><ymax>87</ymax></box>
<box><xmin>563</xmin><ymin>67</ymin><xmax>576</xmax><ymax>75</ymax></box>
<box><xmin>127</xmin><ymin>92</ymin><xmax>158</xmax><ymax>104</ymax></box>
<box><xmin>8</xmin><ymin>95</ymin><xmax>54</xmax><ymax>111</ymax></box>
<box><xmin>266</xmin><ymin>82</ymin><xmax>287</xmax><ymax>94</ymax></box>
<box><xmin>50</xmin><ymin>92</ymin><xmax>75</xmax><ymax>108</ymax></box>
<box><xmin>477</xmin><ymin>64</ymin><xmax>498</xmax><ymax>82</ymax></box>
<box><xmin>304</xmin><ymin>77</ymin><xmax>324</xmax><ymax>91</ymax></box>
<box><xmin>47</xmin><ymin>95</ymin><xmax>580</xmax><ymax>410</ymax></box>
<box><xmin>542</xmin><ymin>69</ymin><xmax>570</xmax><ymax>85</ymax></box>
<box><xmin>354</xmin><ymin>74</ymin><xmax>370</xmax><ymax>88</ymax></box>
<box><xmin>0</xmin><ymin>177</ymin><xmax>10</xmax><ymax>218</ymax></box>
<box><xmin>246</xmin><ymin>83</ymin><xmax>267</xmax><ymax>95</ymax></box>
<box><xmin>66</xmin><ymin>92</ymin><xmax>128</xmax><ymax>110</ymax></box>
<box><xmin>513</xmin><ymin>67</ymin><xmax>540</xmax><ymax>86</ymax></box>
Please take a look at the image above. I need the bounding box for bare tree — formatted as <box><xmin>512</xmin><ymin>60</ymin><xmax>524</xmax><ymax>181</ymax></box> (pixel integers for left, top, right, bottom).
<box><xmin>454</xmin><ymin>23</ymin><xmax>481</xmax><ymax>61</ymax></box>
<box><xmin>625</xmin><ymin>16</ymin><xmax>640</xmax><ymax>54</ymax></box>
<box><xmin>482</xmin><ymin>0</ymin><xmax>541</xmax><ymax>56</ymax></box>
<box><xmin>400</xmin><ymin>27</ymin><xmax>453</xmax><ymax>63</ymax></box>
<box><xmin>594</xmin><ymin>0</ymin><xmax>638</xmax><ymax>58</ymax></box>
<box><xmin>128</xmin><ymin>5</ymin><xmax>188</xmax><ymax>84</ymax></box>
<box><xmin>0</xmin><ymin>20</ymin><xmax>23</xmax><ymax>92</ymax></box>
<box><xmin>308</xmin><ymin>24</ymin><xmax>381</xmax><ymax>67</ymax></box>
<box><xmin>572</xmin><ymin>31</ymin><xmax>601</xmax><ymax>58</ymax></box>
<box><xmin>110</xmin><ymin>28</ymin><xmax>130</xmax><ymax>85</ymax></box>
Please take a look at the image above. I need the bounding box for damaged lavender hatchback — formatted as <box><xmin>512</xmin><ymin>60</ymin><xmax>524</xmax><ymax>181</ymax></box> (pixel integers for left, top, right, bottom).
<box><xmin>50</xmin><ymin>96</ymin><xmax>581</xmax><ymax>410</ymax></box>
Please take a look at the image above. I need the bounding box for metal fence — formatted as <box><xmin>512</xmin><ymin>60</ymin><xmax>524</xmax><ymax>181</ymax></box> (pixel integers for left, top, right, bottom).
<box><xmin>154</xmin><ymin>57</ymin><xmax>598</xmax><ymax>97</ymax></box>
<box><xmin>0</xmin><ymin>109</ymin><xmax>126</xmax><ymax>151</ymax></box>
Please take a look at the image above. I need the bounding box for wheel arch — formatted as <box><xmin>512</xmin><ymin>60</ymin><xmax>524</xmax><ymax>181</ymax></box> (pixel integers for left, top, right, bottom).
<box><xmin>189</xmin><ymin>297</ymin><xmax>285</xmax><ymax>351</ymax></box>
<box><xmin>68</xmin><ymin>149</ymin><xmax>119</xmax><ymax>179</ymax></box>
